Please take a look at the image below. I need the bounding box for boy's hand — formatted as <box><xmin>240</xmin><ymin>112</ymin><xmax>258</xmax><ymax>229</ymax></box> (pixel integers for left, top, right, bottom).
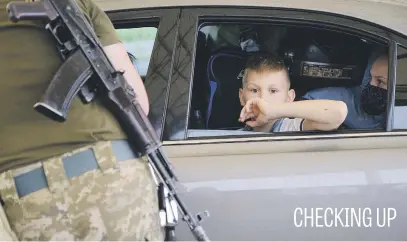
<box><xmin>239</xmin><ymin>98</ymin><xmax>276</xmax><ymax>127</ymax></box>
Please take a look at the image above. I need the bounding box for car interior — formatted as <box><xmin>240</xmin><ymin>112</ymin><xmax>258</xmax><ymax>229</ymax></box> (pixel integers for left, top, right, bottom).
<box><xmin>187</xmin><ymin>22</ymin><xmax>388</xmax><ymax>137</ymax></box>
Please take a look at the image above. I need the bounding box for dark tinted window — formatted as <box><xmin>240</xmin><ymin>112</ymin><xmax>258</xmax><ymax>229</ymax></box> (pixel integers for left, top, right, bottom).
<box><xmin>394</xmin><ymin>45</ymin><xmax>407</xmax><ymax>130</ymax></box>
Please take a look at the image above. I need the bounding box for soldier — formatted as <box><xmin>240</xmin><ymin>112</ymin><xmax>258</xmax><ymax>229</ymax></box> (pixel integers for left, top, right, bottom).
<box><xmin>0</xmin><ymin>0</ymin><xmax>164</xmax><ymax>240</ymax></box>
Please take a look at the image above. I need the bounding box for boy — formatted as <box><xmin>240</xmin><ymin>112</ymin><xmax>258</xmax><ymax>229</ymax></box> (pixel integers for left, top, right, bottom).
<box><xmin>238</xmin><ymin>55</ymin><xmax>348</xmax><ymax>132</ymax></box>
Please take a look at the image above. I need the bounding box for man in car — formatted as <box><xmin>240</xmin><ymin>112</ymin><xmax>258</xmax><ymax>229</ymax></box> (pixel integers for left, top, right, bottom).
<box><xmin>302</xmin><ymin>52</ymin><xmax>388</xmax><ymax>129</ymax></box>
<box><xmin>238</xmin><ymin>55</ymin><xmax>348</xmax><ymax>132</ymax></box>
<box><xmin>0</xmin><ymin>0</ymin><xmax>164</xmax><ymax>240</ymax></box>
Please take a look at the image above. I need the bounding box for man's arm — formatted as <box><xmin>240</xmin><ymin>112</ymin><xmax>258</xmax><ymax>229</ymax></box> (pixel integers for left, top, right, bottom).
<box><xmin>275</xmin><ymin>100</ymin><xmax>348</xmax><ymax>131</ymax></box>
<box><xmin>84</xmin><ymin>0</ymin><xmax>150</xmax><ymax>114</ymax></box>
<box><xmin>103</xmin><ymin>44</ymin><xmax>150</xmax><ymax>115</ymax></box>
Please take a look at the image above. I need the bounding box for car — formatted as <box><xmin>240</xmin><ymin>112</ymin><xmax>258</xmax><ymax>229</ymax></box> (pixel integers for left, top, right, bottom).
<box><xmin>97</xmin><ymin>0</ymin><xmax>407</xmax><ymax>240</ymax></box>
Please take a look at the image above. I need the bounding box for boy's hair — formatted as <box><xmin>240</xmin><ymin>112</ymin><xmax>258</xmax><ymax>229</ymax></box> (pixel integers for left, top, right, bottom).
<box><xmin>242</xmin><ymin>54</ymin><xmax>290</xmax><ymax>88</ymax></box>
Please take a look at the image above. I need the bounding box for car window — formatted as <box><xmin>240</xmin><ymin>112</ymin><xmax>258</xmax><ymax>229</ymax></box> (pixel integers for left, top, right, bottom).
<box><xmin>116</xmin><ymin>27</ymin><xmax>158</xmax><ymax>78</ymax></box>
<box><xmin>187</xmin><ymin>22</ymin><xmax>387</xmax><ymax>138</ymax></box>
<box><xmin>393</xmin><ymin>45</ymin><xmax>407</xmax><ymax>130</ymax></box>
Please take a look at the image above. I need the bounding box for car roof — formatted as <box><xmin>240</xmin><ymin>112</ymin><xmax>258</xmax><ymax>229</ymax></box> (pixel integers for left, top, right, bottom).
<box><xmin>97</xmin><ymin>0</ymin><xmax>407</xmax><ymax>37</ymax></box>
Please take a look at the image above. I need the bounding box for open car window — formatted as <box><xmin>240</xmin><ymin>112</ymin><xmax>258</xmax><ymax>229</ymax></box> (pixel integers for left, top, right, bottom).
<box><xmin>187</xmin><ymin>22</ymin><xmax>388</xmax><ymax>138</ymax></box>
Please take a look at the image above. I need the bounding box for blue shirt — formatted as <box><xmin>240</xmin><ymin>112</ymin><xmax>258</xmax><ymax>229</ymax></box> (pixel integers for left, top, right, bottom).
<box><xmin>302</xmin><ymin>52</ymin><xmax>385</xmax><ymax>130</ymax></box>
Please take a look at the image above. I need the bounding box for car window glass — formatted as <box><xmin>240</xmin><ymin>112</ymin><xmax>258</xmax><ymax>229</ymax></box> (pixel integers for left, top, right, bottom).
<box><xmin>394</xmin><ymin>45</ymin><xmax>407</xmax><ymax>130</ymax></box>
<box><xmin>116</xmin><ymin>27</ymin><xmax>158</xmax><ymax>78</ymax></box>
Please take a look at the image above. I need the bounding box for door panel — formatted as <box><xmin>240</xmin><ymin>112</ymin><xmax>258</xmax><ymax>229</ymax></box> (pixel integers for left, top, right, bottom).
<box><xmin>163</xmin><ymin>135</ymin><xmax>407</xmax><ymax>240</ymax></box>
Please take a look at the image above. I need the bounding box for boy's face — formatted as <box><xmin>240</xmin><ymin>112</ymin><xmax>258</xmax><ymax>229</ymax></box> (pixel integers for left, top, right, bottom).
<box><xmin>239</xmin><ymin>69</ymin><xmax>295</xmax><ymax>107</ymax></box>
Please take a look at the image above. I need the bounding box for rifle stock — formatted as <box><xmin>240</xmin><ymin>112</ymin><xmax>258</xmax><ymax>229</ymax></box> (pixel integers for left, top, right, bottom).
<box><xmin>34</xmin><ymin>49</ymin><xmax>93</xmax><ymax>122</ymax></box>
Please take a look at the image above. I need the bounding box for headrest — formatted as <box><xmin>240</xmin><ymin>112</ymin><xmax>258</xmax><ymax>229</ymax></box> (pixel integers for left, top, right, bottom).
<box><xmin>208</xmin><ymin>50</ymin><xmax>247</xmax><ymax>89</ymax></box>
<box><xmin>278</xmin><ymin>30</ymin><xmax>371</xmax><ymax>92</ymax></box>
<box><xmin>208</xmin><ymin>50</ymin><xmax>275</xmax><ymax>89</ymax></box>
<box><xmin>206</xmin><ymin>50</ymin><xmax>247</xmax><ymax>129</ymax></box>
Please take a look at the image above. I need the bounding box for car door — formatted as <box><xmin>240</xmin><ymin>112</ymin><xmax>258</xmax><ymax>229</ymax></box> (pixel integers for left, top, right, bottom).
<box><xmin>160</xmin><ymin>7</ymin><xmax>407</xmax><ymax>241</ymax></box>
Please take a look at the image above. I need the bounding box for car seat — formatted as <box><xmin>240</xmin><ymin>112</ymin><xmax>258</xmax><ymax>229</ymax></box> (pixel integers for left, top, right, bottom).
<box><xmin>189</xmin><ymin>31</ymin><xmax>211</xmax><ymax>129</ymax></box>
<box><xmin>205</xmin><ymin>50</ymin><xmax>247</xmax><ymax>130</ymax></box>
<box><xmin>277</xmin><ymin>28</ymin><xmax>370</xmax><ymax>97</ymax></box>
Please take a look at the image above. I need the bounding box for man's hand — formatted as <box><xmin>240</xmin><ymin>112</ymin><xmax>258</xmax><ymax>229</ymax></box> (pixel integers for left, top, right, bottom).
<box><xmin>239</xmin><ymin>98</ymin><xmax>275</xmax><ymax>127</ymax></box>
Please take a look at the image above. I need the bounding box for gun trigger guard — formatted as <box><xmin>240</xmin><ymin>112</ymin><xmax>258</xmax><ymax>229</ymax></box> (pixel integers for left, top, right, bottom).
<box><xmin>45</xmin><ymin>22</ymin><xmax>75</xmax><ymax>55</ymax></box>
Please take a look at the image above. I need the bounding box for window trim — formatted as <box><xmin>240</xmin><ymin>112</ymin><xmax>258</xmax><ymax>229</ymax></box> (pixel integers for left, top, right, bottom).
<box><xmin>160</xmin><ymin>6</ymin><xmax>407</xmax><ymax>142</ymax></box>
<box><xmin>107</xmin><ymin>8</ymin><xmax>181</xmax><ymax>140</ymax></box>
<box><xmin>386</xmin><ymin>40</ymin><xmax>397</xmax><ymax>131</ymax></box>
<box><xmin>163</xmin><ymin>130</ymin><xmax>407</xmax><ymax>145</ymax></box>
<box><xmin>392</xmin><ymin>43</ymin><xmax>407</xmax><ymax>131</ymax></box>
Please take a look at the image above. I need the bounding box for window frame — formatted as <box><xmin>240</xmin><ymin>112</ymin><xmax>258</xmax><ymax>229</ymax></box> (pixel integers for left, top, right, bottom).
<box><xmin>161</xmin><ymin>6</ymin><xmax>407</xmax><ymax>142</ymax></box>
<box><xmin>107</xmin><ymin>8</ymin><xmax>181</xmax><ymax>140</ymax></box>
<box><xmin>392</xmin><ymin>43</ymin><xmax>407</xmax><ymax>130</ymax></box>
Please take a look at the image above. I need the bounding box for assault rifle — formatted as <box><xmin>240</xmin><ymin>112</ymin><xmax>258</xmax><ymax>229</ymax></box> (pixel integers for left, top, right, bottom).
<box><xmin>6</xmin><ymin>0</ymin><xmax>210</xmax><ymax>241</ymax></box>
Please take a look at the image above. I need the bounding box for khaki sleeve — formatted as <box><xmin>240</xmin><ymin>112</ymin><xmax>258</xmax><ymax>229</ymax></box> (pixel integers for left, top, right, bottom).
<box><xmin>81</xmin><ymin>0</ymin><xmax>121</xmax><ymax>46</ymax></box>
<box><xmin>0</xmin><ymin>205</ymin><xmax>18</xmax><ymax>241</ymax></box>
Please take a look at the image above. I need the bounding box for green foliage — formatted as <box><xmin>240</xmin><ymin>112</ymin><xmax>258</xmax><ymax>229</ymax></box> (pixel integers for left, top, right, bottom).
<box><xmin>116</xmin><ymin>27</ymin><xmax>157</xmax><ymax>42</ymax></box>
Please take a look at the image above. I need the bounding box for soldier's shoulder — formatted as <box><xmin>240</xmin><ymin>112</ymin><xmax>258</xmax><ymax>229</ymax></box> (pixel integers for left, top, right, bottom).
<box><xmin>74</xmin><ymin>0</ymin><xmax>94</xmax><ymax>13</ymax></box>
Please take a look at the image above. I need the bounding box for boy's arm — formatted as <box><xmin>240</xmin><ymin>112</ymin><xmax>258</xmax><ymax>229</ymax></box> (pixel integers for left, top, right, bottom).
<box><xmin>240</xmin><ymin>98</ymin><xmax>348</xmax><ymax>131</ymax></box>
<box><xmin>274</xmin><ymin>100</ymin><xmax>348</xmax><ymax>131</ymax></box>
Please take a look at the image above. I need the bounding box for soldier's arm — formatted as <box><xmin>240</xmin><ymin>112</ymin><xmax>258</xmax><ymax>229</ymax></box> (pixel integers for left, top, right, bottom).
<box><xmin>103</xmin><ymin>44</ymin><xmax>150</xmax><ymax>115</ymax></box>
<box><xmin>84</xmin><ymin>0</ymin><xmax>150</xmax><ymax>115</ymax></box>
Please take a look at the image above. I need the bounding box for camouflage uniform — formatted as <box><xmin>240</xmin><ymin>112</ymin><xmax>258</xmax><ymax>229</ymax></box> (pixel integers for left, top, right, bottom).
<box><xmin>0</xmin><ymin>141</ymin><xmax>165</xmax><ymax>241</ymax></box>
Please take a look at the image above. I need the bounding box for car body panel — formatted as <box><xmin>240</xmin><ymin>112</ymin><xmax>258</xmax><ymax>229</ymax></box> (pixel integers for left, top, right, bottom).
<box><xmin>163</xmin><ymin>134</ymin><xmax>407</xmax><ymax>240</ymax></box>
